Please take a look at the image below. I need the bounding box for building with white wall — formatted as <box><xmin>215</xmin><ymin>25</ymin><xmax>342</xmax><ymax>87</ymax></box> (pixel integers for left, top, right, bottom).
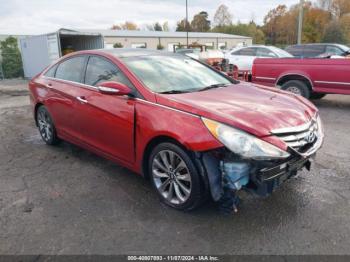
<box><xmin>80</xmin><ymin>30</ymin><xmax>252</xmax><ymax>51</ymax></box>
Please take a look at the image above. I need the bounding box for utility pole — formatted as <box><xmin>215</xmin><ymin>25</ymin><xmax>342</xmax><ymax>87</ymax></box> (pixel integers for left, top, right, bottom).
<box><xmin>297</xmin><ymin>0</ymin><xmax>304</xmax><ymax>44</ymax></box>
<box><xmin>186</xmin><ymin>0</ymin><xmax>189</xmax><ymax>47</ymax></box>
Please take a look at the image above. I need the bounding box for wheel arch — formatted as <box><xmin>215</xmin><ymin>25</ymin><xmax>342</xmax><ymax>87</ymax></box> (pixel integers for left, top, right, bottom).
<box><xmin>141</xmin><ymin>135</ymin><xmax>211</xmax><ymax>205</ymax></box>
<box><xmin>141</xmin><ymin>135</ymin><xmax>189</xmax><ymax>180</ymax></box>
<box><xmin>276</xmin><ymin>74</ymin><xmax>313</xmax><ymax>91</ymax></box>
<box><xmin>34</xmin><ymin>102</ymin><xmax>44</xmax><ymax>126</ymax></box>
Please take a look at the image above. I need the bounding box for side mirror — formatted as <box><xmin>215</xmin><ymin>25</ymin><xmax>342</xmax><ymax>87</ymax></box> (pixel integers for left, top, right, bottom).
<box><xmin>97</xmin><ymin>81</ymin><xmax>132</xmax><ymax>96</ymax></box>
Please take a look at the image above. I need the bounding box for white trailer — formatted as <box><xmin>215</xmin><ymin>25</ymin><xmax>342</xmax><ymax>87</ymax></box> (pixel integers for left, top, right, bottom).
<box><xmin>20</xmin><ymin>28</ymin><xmax>104</xmax><ymax>78</ymax></box>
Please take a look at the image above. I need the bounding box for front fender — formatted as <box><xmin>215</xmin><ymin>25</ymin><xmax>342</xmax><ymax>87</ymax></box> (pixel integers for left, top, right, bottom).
<box><xmin>134</xmin><ymin>99</ymin><xmax>223</xmax><ymax>172</ymax></box>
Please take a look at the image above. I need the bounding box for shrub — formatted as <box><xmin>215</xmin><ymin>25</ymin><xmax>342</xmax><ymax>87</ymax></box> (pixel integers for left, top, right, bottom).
<box><xmin>157</xmin><ymin>44</ymin><xmax>164</xmax><ymax>50</ymax></box>
<box><xmin>0</xmin><ymin>36</ymin><xmax>23</xmax><ymax>78</ymax></box>
<box><xmin>113</xmin><ymin>43</ymin><xmax>123</xmax><ymax>48</ymax></box>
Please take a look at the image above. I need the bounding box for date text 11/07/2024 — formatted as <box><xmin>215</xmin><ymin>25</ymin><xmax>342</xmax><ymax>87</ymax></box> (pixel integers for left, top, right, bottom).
<box><xmin>127</xmin><ymin>255</ymin><xmax>219</xmax><ymax>261</ymax></box>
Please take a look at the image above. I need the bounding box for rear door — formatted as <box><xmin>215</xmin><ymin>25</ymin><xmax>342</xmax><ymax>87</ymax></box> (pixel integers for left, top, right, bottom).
<box><xmin>75</xmin><ymin>55</ymin><xmax>136</xmax><ymax>163</ymax></box>
<box><xmin>43</xmin><ymin>55</ymin><xmax>88</xmax><ymax>139</ymax></box>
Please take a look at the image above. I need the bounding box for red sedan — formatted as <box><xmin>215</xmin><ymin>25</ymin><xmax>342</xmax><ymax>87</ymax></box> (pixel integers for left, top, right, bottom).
<box><xmin>29</xmin><ymin>49</ymin><xmax>324</xmax><ymax>211</ymax></box>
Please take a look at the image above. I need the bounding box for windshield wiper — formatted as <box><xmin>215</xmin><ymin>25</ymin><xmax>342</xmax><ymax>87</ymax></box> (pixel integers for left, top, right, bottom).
<box><xmin>159</xmin><ymin>90</ymin><xmax>191</xmax><ymax>94</ymax></box>
<box><xmin>159</xmin><ymin>84</ymin><xmax>229</xmax><ymax>94</ymax></box>
<box><xmin>199</xmin><ymin>83</ymin><xmax>230</xmax><ymax>92</ymax></box>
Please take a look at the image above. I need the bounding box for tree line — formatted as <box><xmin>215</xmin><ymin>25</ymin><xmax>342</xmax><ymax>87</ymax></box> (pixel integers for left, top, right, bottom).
<box><xmin>110</xmin><ymin>0</ymin><xmax>350</xmax><ymax>47</ymax></box>
<box><xmin>263</xmin><ymin>0</ymin><xmax>350</xmax><ymax>46</ymax></box>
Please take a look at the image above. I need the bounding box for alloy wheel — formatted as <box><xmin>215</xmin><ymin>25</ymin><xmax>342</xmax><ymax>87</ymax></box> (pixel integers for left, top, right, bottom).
<box><xmin>151</xmin><ymin>150</ymin><xmax>192</xmax><ymax>205</ymax></box>
<box><xmin>286</xmin><ymin>86</ymin><xmax>302</xmax><ymax>95</ymax></box>
<box><xmin>37</xmin><ymin>109</ymin><xmax>53</xmax><ymax>142</ymax></box>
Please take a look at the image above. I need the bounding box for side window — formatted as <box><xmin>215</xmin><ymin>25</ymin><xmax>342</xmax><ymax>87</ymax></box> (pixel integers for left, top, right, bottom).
<box><xmin>233</xmin><ymin>47</ymin><xmax>256</xmax><ymax>56</ymax></box>
<box><xmin>55</xmin><ymin>56</ymin><xmax>86</xmax><ymax>83</ymax></box>
<box><xmin>256</xmin><ymin>48</ymin><xmax>277</xmax><ymax>57</ymax></box>
<box><xmin>85</xmin><ymin>56</ymin><xmax>133</xmax><ymax>87</ymax></box>
<box><xmin>44</xmin><ymin>64</ymin><xmax>58</xmax><ymax>78</ymax></box>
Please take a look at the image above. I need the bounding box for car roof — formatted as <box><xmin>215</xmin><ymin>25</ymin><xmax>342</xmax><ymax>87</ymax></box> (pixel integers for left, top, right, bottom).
<box><xmin>98</xmin><ymin>48</ymin><xmax>168</xmax><ymax>58</ymax></box>
<box><xmin>71</xmin><ymin>48</ymin><xmax>170</xmax><ymax>59</ymax></box>
<box><xmin>287</xmin><ymin>43</ymin><xmax>338</xmax><ymax>47</ymax></box>
<box><xmin>250</xmin><ymin>45</ymin><xmax>273</xmax><ymax>47</ymax></box>
<box><xmin>233</xmin><ymin>45</ymin><xmax>276</xmax><ymax>50</ymax></box>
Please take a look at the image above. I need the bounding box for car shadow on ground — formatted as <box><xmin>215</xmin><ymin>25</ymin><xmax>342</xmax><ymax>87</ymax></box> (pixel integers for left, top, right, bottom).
<box><xmin>49</xmin><ymin>136</ymin><xmax>302</xmax><ymax>226</ymax></box>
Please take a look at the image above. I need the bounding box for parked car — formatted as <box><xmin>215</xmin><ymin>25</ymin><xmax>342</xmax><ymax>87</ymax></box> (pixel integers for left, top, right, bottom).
<box><xmin>176</xmin><ymin>48</ymin><xmax>225</xmax><ymax>66</ymax></box>
<box><xmin>175</xmin><ymin>48</ymin><xmax>201</xmax><ymax>60</ymax></box>
<box><xmin>285</xmin><ymin>43</ymin><xmax>350</xmax><ymax>58</ymax></box>
<box><xmin>252</xmin><ymin>57</ymin><xmax>350</xmax><ymax>99</ymax></box>
<box><xmin>224</xmin><ymin>45</ymin><xmax>293</xmax><ymax>71</ymax></box>
<box><xmin>29</xmin><ymin>49</ymin><xmax>324</xmax><ymax>211</ymax></box>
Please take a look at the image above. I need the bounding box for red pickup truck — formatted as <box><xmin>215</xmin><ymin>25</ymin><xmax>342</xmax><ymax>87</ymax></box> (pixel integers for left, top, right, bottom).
<box><xmin>252</xmin><ymin>58</ymin><xmax>350</xmax><ymax>99</ymax></box>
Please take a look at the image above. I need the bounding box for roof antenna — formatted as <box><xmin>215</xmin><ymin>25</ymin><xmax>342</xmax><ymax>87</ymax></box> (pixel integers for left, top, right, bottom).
<box><xmin>186</xmin><ymin>0</ymin><xmax>189</xmax><ymax>47</ymax></box>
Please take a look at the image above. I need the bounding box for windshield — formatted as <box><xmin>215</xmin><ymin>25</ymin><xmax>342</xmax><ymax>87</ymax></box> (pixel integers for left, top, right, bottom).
<box><xmin>122</xmin><ymin>55</ymin><xmax>232</xmax><ymax>93</ymax></box>
<box><xmin>270</xmin><ymin>46</ymin><xmax>294</xmax><ymax>57</ymax></box>
<box><xmin>176</xmin><ymin>49</ymin><xmax>194</xmax><ymax>54</ymax></box>
<box><xmin>335</xmin><ymin>44</ymin><xmax>350</xmax><ymax>52</ymax></box>
<box><xmin>176</xmin><ymin>49</ymin><xmax>201</xmax><ymax>54</ymax></box>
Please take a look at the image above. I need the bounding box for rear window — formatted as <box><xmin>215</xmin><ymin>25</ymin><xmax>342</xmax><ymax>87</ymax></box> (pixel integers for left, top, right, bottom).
<box><xmin>55</xmin><ymin>56</ymin><xmax>86</xmax><ymax>83</ymax></box>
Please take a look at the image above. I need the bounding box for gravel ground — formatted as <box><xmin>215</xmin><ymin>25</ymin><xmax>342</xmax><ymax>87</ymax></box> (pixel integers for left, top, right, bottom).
<box><xmin>0</xmin><ymin>79</ymin><xmax>349</xmax><ymax>255</ymax></box>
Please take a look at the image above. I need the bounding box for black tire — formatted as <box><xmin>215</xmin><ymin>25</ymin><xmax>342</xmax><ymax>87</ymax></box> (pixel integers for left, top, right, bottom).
<box><xmin>36</xmin><ymin>106</ymin><xmax>60</xmax><ymax>145</ymax></box>
<box><xmin>310</xmin><ymin>93</ymin><xmax>326</xmax><ymax>100</ymax></box>
<box><xmin>148</xmin><ymin>142</ymin><xmax>204</xmax><ymax>211</ymax></box>
<box><xmin>281</xmin><ymin>80</ymin><xmax>310</xmax><ymax>99</ymax></box>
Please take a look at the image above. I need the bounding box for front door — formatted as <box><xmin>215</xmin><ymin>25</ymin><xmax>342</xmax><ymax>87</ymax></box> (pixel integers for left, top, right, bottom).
<box><xmin>74</xmin><ymin>55</ymin><xmax>136</xmax><ymax>163</ymax></box>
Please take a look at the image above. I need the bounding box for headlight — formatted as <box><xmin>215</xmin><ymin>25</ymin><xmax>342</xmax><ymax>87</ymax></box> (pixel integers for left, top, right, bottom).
<box><xmin>202</xmin><ymin>118</ymin><xmax>290</xmax><ymax>160</ymax></box>
<box><xmin>316</xmin><ymin>114</ymin><xmax>324</xmax><ymax>137</ymax></box>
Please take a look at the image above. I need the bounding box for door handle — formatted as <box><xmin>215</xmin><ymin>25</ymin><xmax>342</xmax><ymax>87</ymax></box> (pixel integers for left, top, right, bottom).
<box><xmin>46</xmin><ymin>83</ymin><xmax>53</xmax><ymax>89</ymax></box>
<box><xmin>76</xmin><ymin>96</ymin><xmax>88</xmax><ymax>104</ymax></box>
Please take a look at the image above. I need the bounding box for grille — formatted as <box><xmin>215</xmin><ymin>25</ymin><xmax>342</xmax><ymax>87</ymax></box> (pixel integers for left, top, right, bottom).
<box><xmin>272</xmin><ymin>119</ymin><xmax>319</xmax><ymax>152</ymax></box>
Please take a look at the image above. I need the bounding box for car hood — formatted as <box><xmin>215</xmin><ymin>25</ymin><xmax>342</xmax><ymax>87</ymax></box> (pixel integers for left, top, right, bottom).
<box><xmin>156</xmin><ymin>82</ymin><xmax>317</xmax><ymax>138</ymax></box>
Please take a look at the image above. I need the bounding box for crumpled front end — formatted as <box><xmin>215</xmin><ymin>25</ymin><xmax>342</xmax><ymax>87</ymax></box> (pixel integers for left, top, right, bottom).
<box><xmin>198</xmin><ymin>114</ymin><xmax>324</xmax><ymax>213</ymax></box>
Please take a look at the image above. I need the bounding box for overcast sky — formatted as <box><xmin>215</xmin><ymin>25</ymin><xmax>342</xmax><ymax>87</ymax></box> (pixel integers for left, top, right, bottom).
<box><xmin>0</xmin><ymin>0</ymin><xmax>300</xmax><ymax>35</ymax></box>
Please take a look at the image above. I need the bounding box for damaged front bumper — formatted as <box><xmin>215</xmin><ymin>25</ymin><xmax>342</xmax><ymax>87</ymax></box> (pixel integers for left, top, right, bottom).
<box><xmin>248</xmin><ymin>154</ymin><xmax>314</xmax><ymax>197</ymax></box>
<box><xmin>199</xmin><ymin>149</ymin><xmax>315</xmax><ymax>202</ymax></box>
